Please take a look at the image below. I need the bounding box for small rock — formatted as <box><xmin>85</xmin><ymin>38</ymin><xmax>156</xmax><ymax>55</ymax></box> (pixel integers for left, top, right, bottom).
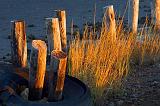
<box><xmin>151</xmin><ymin>81</ymin><xmax>159</xmax><ymax>86</ymax></box>
<box><xmin>124</xmin><ymin>92</ymin><xmax>128</xmax><ymax>96</ymax></box>
<box><xmin>157</xmin><ymin>63</ymin><xmax>160</xmax><ymax>68</ymax></box>
<box><xmin>27</xmin><ymin>24</ymin><xmax>35</xmax><ymax>28</ymax></box>
<box><xmin>20</xmin><ymin>88</ymin><xmax>29</xmax><ymax>100</ymax></box>
<box><xmin>117</xmin><ymin>100</ymin><xmax>124</xmax><ymax>106</ymax></box>
<box><xmin>7</xmin><ymin>35</ymin><xmax>11</xmax><ymax>39</ymax></box>
<box><xmin>73</xmin><ymin>24</ymin><xmax>79</xmax><ymax>28</ymax></box>
<box><xmin>39</xmin><ymin>97</ymin><xmax>48</xmax><ymax>102</ymax></box>
<box><xmin>131</xmin><ymin>94</ymin><xmax>139</xmax><ymax>98</ymax></box>
<box><xmin>6</xmin><ymin>53</ymin><xmax>10</xmax><ymax>56</ymax></box>
<box><xmin>2</xmin><ymin>56</ymin><xmax>6</xmax><ymax>59</ymax></box>
<box><xmin>108</xmin><ymin>102</ymin><xmax>115</xmax><ymax>106</ymax></box>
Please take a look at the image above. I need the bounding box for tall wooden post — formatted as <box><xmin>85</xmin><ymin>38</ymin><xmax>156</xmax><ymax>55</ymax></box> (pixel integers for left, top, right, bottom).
<box><xmin>151</xmin><ymin>2</ymin><xmax>155</xmax><ymax>24</ymax></box>
<box><xmin>128</xmin><ymin>0</ymin><xmax>139</xmax><ymax>34</ymax></box>
<box><xmin>46</xmin><ymin>18</ymin><xmax>52</xmax><ymax>55</ymax></box>
<box><xmin>48</xmin><ymin>50</ymin><xmax>67</xmax><ymax>101</ymax></box>
<box><xmin>11</xmin><ymin>20</ymin><xmax>27</xmax><ymax>68</ymax></box>
<box><xmin>46</xmin><ymin>18</ymin><xmax>62</xmax><ymax>53</ymax></box>
<box><xmin>128</xmin><ymin>0</ymin><xmax>132</xmax><ymax>27</ymax></box>
<box><xmin>155</xmin><ymin>0</ymin><xmax>160</xmax><ymax>30</ymax></box>
<box><xmin>104</xmin><ymin>5</ymin><xmax>116</xmax><ymax>42</ymax></box>
<box><xmin>71</xmin><ymin>19</ymin><xmax>74</xmax><ymax>40</ymax></box>
<box><xmin>56</xmin><ymin>10</ymin><xmax>67</xmax><ymax>52</ymax></box>
<box><xmin>132</xmin><ymin>0</ymin><xmax>139</xmax><ymax>34</ymax></box>
<box><xmin>29</xmin><ymin>40</ymin><xmax>47</xmax><ymax>100</ymax></box>
<box><xmin>93</xmin><ymin>3</ymin><xmax>96</xmax><ymax>36</ymax></box>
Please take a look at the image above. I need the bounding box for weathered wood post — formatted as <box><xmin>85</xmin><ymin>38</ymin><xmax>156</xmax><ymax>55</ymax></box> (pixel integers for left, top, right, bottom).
<box><xmin>103</xmin><ymin>5</ymin><xmax>116</xmax><ymax>42</ymax></box>
<box><xmin>48</xmin><ymin>50</ymin><xmax>67</xmax><ymax>101</ymax></box>
<box><xmin>46</xmin><ymin>18</ymin><xmax>52</xmax><ymax>55</ymax></box>
<box><xmin>46</xmin><ymin>17</ymin><xmax>64</xmax><ymax>100</ymax></box>
<box><xmin>128</xmin><ymin>0</ymin><xmax>139</xmax><ymax>34</ymax></box>
<box><xmin>93</xmin><ymin>3</ymin><xmax>96</xmax><ymax>36</ymax></box>
<box><xmin>29</xmin><ymin>40</ymin><xmax>47</xmax><ymax>100</ymax></box>
<box><xmin>56</xmin><ymin>10</ymin><xmax>67</xmax><ymax>52</ymax></box>
<box><xmin>155</xmin><ymin>0</ymin><xmax>160</xmax><ymax>30</ymax></box>
<box><xmin>128</xmin><ymin>0</ymin><xmax>132</xmax><ymax>28</ymax></box>
<box><xmin>150</xmin><ymin>2</ymin><xmax>155</xmax><ymax>24</ymax></box>
<box><xmin>46</xmin><ymin>18</ymin><xmax>62</xmax><ymax>53</ymax></box>
<box><xmin>132</xmin><ymin>0</ymin><xmax>139</xmax><ymax>34</ymax></box>
<box><xmin>71</xmin><ymin>19</ymin><xmax>74</xmax><ymax>40</ymax></box>
<box><xmin>11</xmin><ymin>20</ymin><xmax>27</xmax><ymax>68</ymax></box>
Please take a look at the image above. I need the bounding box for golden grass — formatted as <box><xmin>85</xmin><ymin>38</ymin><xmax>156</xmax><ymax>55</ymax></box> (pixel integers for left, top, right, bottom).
<box><xmin>68</xmin><ymin>18</ymin><xmax>160</xmax><ymax>105</ymax></box>
<box><xmin>132</xmin><ymin>26</ymin><xmax>160</xmax><ymax>65</ymax></box>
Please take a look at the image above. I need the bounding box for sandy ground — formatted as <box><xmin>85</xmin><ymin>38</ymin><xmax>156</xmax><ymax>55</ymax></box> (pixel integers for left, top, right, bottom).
<box><xmin>102</xmin><ymin>63</ymin><xmax>160</xmax><ymax>106</ymax></box>
<box><xmin>0</xmin><ymin>0</ymin><xmax>152</xmax><ymax>59</ymax></box>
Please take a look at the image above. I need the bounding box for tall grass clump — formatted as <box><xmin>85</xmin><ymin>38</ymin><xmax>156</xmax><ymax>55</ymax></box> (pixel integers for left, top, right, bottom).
<box><xmin>132</xmin><ymin>34</ymin><xmax>160</xmax><ymax>66</ymax></box>
<box><xmin>132</xmin><ymin>22</ymin><xmax>160</xmax><ymax>66</ymax></box>
<box><xmin>68</xmin><ymin>18</ymin><xmax>134</xmax><ymax>104</ymax></box>
<box><xmin>68</xmin><ymin>17</ymin><xmax>160</xmax><ymax>105</ymax></box>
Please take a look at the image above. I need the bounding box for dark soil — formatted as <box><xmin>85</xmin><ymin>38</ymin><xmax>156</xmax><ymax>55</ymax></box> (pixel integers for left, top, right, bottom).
<box><xmin>1</xmin><ymin>54</ymin><xmax>160</xmax><ymax>106</ymax></box>
<box><xmin>104</xmin><ymin>63</ymin><xmax>160</xmax><ymax>106</ymax></box>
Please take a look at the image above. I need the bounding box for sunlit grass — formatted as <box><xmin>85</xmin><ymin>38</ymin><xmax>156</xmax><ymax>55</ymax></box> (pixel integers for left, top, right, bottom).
<box><xmin>68</xmin><ymin>17</ymin><xmax>160</xmax><ymax>105</ymax></box>
<box><xmin>132</xmin><ymin>25</ymin><xmax>160</xmax><ymax>66</ymax></box>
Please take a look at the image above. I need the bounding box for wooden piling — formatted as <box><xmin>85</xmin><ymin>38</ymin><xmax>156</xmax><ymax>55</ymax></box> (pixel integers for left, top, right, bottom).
<box><xmin>29</xmin><ymin>40</ymin><xmax>47</xmax><ymax>100</ymax></box>
<box><xmin>46</xmin><ymin>18</ymin><xmax>62</xmax><ymax>53</ymax></box>
<box><xmin>71</xmin><ymin>19</ymin><xmax>74</xmax><ymax>40</ymax></box>
<box><xmin>93</xmin><ymin>3</ymin><xmax>96</xmax><ymax>36</ymax></box>
<box><xmin>155</xmin><ymin>0</ymin><xmax>160</xmax><ymax>30</ymax></box>
<box><xmin>11</xmin><ymin>20</ymin><xmax>27</xmax><ymax>68</ymax></box>
<box><xmin>56</xmin><ymin>10</ymin><xmax>67</xmax><ymax>52</ymax></box>
<box><xmin>150</xmin><ymin>2</ymin><xmax>155</xmax><ymax>24</ymax></box>
<box><xmin>46</xmin><ymin>18</ymin><xmax>52</xmax><ymax>55</ymax></box>
<box><xmin>48</xmin><ymin>50</ymin><xmax>67</xmax><ymax>101</ymax></box>
<box><xmin>128</xmin><ymin>0</ymin><xmax>132</xmax><ymax>27</ymax></box>
<box><xmin>132</xmin><ymin>0</ymin><xmax>139</xmax><ymax>34</ymax></box>
<box><xmin>104</xmin><ymin>5</ymin><xmax>116</xmax><ymax>42</ymax></box>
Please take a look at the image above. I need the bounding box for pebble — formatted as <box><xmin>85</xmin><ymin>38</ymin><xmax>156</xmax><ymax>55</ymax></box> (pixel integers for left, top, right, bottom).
<box><xmin>108</xmin><ymin>102</ymin><xmax>114</xmax><ymax>106</ymax></box>
<box><xmin>150</xmin><ymin>81</ymin><xmax>159</xmax><ymax>87</ymax></box>
<box><xmin>117</xmin><ymin>100</ymin><xmax>124</xmax><ymax>106</ymax></box>
<box><xmin>156</xmin><ymin>63</ymin><xmax>160</xmax><ymax>68</ymax></box>
<box><xmin>20</xmin><ymin>88</ymin><xmax>29</xmax><ymax>100</ymax></box>
<box><xmin>130</xmin><ymin>94</ymin><xmax>139</xmax><ymax>99</ymax></box>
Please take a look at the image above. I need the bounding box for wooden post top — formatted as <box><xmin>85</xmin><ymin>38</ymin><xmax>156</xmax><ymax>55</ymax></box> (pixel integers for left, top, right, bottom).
<box><xmin>52</xmin><ymin>18</ymin><xmax>59</xmax><ymax>23</ymax></box>
<box><xmin>11</xmin><ymin>19</ymin><xmax>27</xmax><ymax>68</ymax></box>
<box><xmin>54</xmin><ymin>10</ymin><xmax>65</xmax><ymax>12</ymax></box>
<box><xmin>11</xmin><ymin>20</ymin><xmax>25</xmax><ymax>23</ymax></box>
<box><xmin>103</xmin><ymin>5</ymin><xmax>113</xmax><ymax>9</ymax></box>
<box><xmin>51</xmin><ymin>50</ymin><xmax>67</xmax><ymax>59</ymax></box>
<box><xmin>103</xmin><ymin>5</ymin><xmax>114</xmax><ymax>16</ymax></box>
<box><xmin>32</xmin><ymin>40</ymin><xmax>47</xmax><ymax>51</ymax></box>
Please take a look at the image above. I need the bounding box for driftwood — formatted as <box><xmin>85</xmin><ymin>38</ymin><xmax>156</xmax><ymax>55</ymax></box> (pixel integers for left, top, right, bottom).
<box><xmin>29</xmin><ymin>40</ymin><xmax>47</xmax><ymax>100</ymax></box>
<box><xmin>46</xmin><ymin>18</ymin><xmax>62</xmax><ymax>53</ymax></box>
<box><xmin>11</xmin><ymin>20</ymin><xmax>27</xmax><ymax>68</ymax></box>
<box><xmin>56</xmin><ymin>10</ymin><xmax>67</xmax><ymax>52</ymax></box>
<box><xmin>104</xmin><ymin>5</ymin><xmax>116</xmax><ymax>42</ymax></box>
<box><xmin>48</xmin><ymin>50</ymin><xmax>67</xmax><ymax>101</ymax></box>
<box><xmin>155</xmin><ymin>0</ymin><xmax>160</xmax><ymax>30</ymax></box>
